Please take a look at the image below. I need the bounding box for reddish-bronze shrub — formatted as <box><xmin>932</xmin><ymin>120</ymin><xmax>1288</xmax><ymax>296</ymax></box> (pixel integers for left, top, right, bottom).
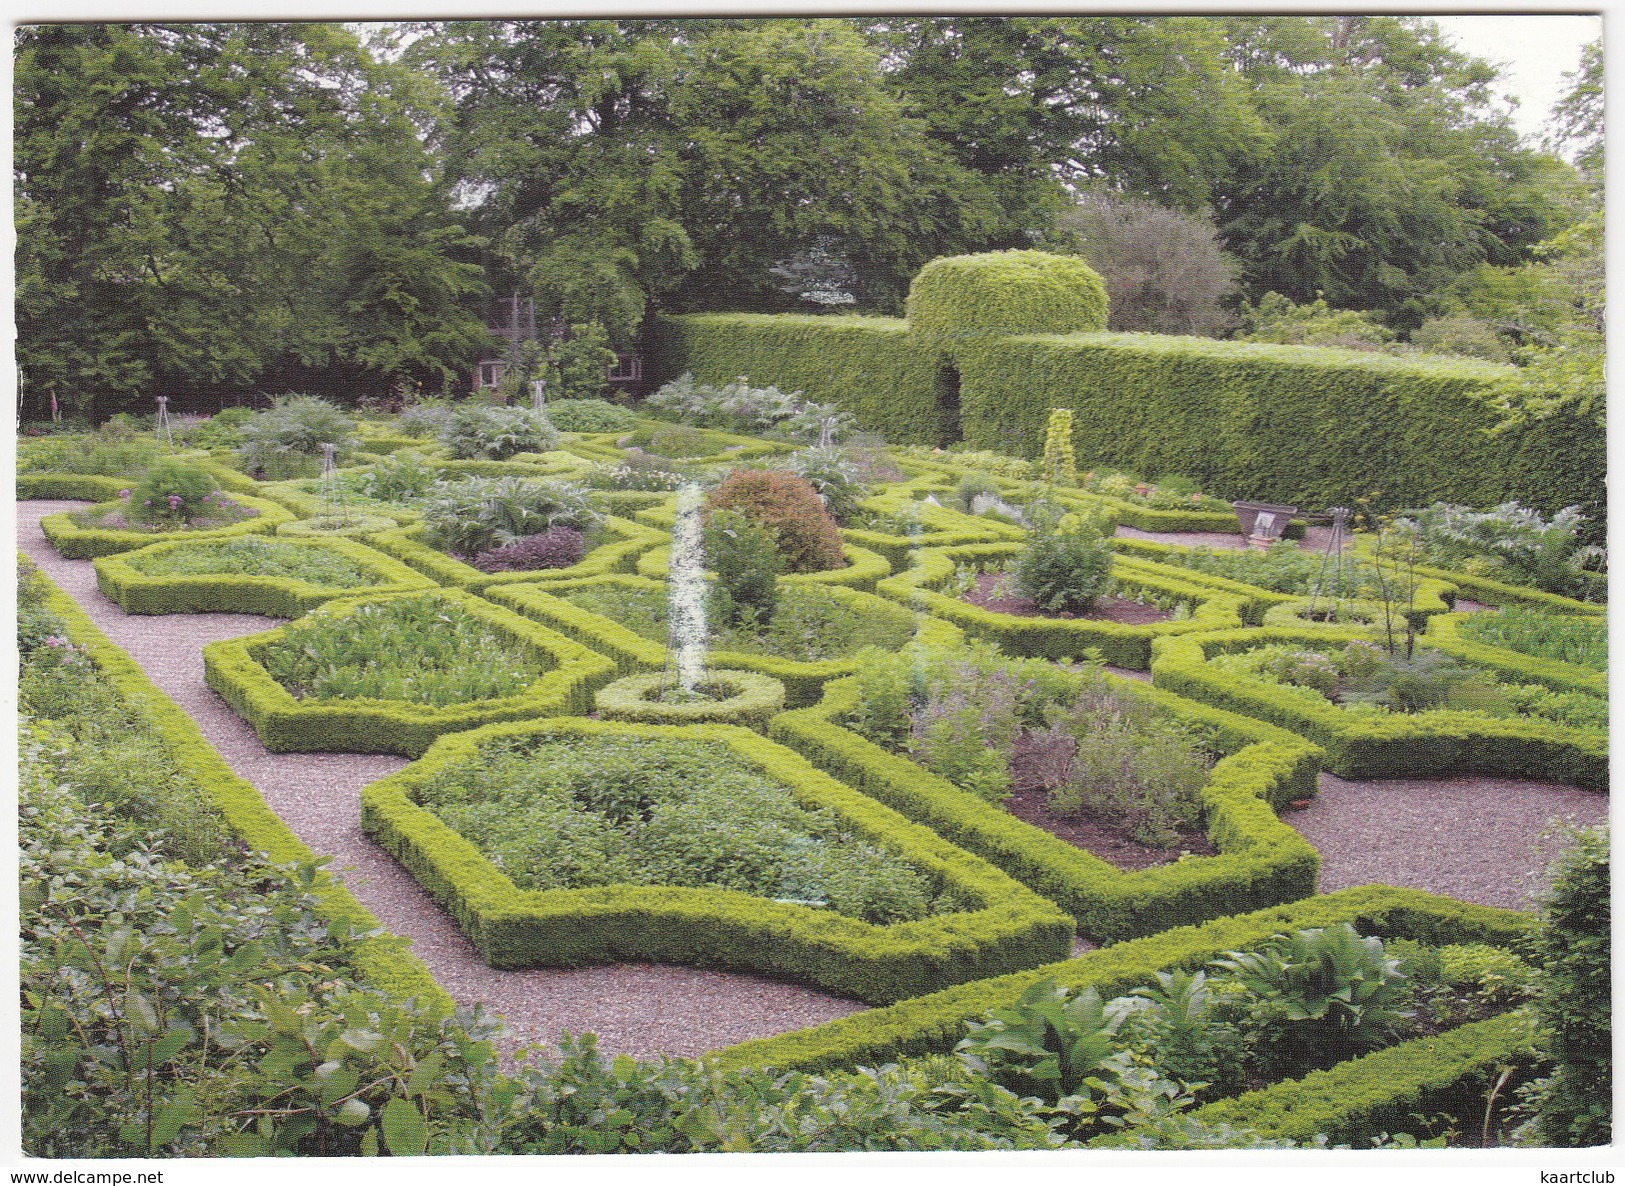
<box><xmin>707</xmin><ymin>470</ymin><xmax>845</xmax><ymax>573</ymax></box>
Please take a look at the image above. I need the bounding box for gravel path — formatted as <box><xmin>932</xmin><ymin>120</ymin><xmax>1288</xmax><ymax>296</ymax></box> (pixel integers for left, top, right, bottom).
<box><xmin>1293</xmin><ymin>772</ymin><xmax>1608</xmax><ymax>910</ymax></box>
<box><xmin>17</xmin><ymin>501</ymin><xmax>866</xmax><ymax>1059</ymax></box>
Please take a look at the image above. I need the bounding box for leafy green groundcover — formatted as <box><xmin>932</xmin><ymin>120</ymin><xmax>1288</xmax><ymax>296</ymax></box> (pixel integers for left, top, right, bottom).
<box><xmin>17</xmin><ymin>552</ymin><xmax>448</xmax><ymax>1011</ymax></box>
<box><xmin>360</xmin><ymin>716</ymin><xmax>1075</xmax><ymax>1003</ymax></box>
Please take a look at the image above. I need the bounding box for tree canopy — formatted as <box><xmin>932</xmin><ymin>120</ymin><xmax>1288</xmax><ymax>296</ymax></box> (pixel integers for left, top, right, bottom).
<box><xmin>13</xmin><ymin>16</ymin><xmax>1600</xmax><ymax>416</ymax></box>
<box><xmin>16</xmin><ymin>22</ymin><xmax>488</xmax><ymax>419</ymax></box>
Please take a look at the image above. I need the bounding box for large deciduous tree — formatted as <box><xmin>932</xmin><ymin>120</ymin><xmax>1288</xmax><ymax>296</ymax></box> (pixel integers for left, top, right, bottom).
<box><xmin>15</xmin><ymin>22</ymin><xmax>489</xmax><ymax>420</ymax></box>
<box><xmin>1211</xmin><ymin>16</ymin><xmax>1574</xmax><ymax>327</ymax></box>
<box><xmin>408</xmin><ymin>18</ymin><xmax>1002</xmax><ymax>334</ymax></box>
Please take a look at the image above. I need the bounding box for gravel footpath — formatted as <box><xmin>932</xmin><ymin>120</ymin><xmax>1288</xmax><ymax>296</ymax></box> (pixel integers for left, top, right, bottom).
<box><xmin>1293</xmin><ymin>772</ymin><xmax>1608</xmax><ymax>910</ymax></box>
<box><xmin>16</xmin><ymin>501</ymin><xmax>866</xmax><ymax>1059</ymax></box>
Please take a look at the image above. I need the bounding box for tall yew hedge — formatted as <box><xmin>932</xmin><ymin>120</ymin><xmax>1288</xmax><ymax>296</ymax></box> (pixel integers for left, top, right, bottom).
<box><xmin>649</xmin><ymin>251</ymin><xmax>1602</xmax><ymax>520</ymax></box>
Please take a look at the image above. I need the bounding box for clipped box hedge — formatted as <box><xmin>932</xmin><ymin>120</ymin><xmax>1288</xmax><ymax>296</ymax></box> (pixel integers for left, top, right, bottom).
<box><xmin>92</xmin><ymin>536</ymin><xmax>438</xmax><ymax>617</ymax></box>
<box><xmin>652</xmin><ymin>257</ymin><xmax>1599</xmax><ymax>522</ymax></box>
<box><xmin>1152</xmin><ymin>1009</ymin><xmax>1541</xmax><ymax>1148</ymax></box>
<box><xmin>647</xmin><ymin>312</ymin><xmax>955</xmax><ymax>447</ymax></box>
<box><xmin>1420</xmin><ymin>611</ymin><xmax>1606</xmax><ymax>698</ymax></box>
<box><xmin>594</xmin><ymin>669</ymin><xmax>787</xmax><ymax>731</ymax></box>
<box><xmin>39</xmin><ymin>491</ymin><xmax>298</xmax><ymax>559</ymax></box>
<box><xmin>16</xmin><ymin>473</ymin><xmax>131</xmax><ymax>502</ymax></box>
<box><xmin>875</xmin><ymin>542</ymin><xmax>1249</xmax><ymax>669</ymax></box>
<box><xmin>841</xmin><ymin>494</ymin><xmax>1027</xmax><ymax>571</ymax></box>
<box><xmin>359</xmin><ymin>717</ymin><xmax>1075</xmax><ymax>1003</ymax></box>
<box><xmin>367</xmin><ymin>514</ymin><xmax>667</xmax><ymax>594</ymax></box>
<box><xmin>711</xmin><ymin>884</ymin><xmax>1531</xmax><ymax>1074</ymax></box>
<box><xmin>953</xmin><ymin>330</ymin><xmax>1602</xmax><ymax>519</ymax></box>
<box><xmin>203</xmin><ymin>588</ymin><xmax>618</xmax><ymax>757</ymax></box>
<box><xmin>770</xmin><ymin>674</ymin><xmax>1321</xmax><ymax>942</ymax></box>
<box><xmin>21</xmin><ymin>553</ymin><xmax>452</xmax><ymax>1012</ymax></box>
<box><xmin>1107</xmin><ymin>538</ymin><xmax>1457</xmax><ymax>629</ymax></box>
<box><xmin>487</xmin><ymin>574</ymin><xmax>963</xmax><ymax>709</ymax></box>
<box><xmin>633</xmin><ymin>539</ymin><xmax>892</xmax><ymax>593</ymax></box>
<box><xmin>1150</xmin><ymin>628</ymin><xmax>1608</xmax><ymax>789</ymax></box>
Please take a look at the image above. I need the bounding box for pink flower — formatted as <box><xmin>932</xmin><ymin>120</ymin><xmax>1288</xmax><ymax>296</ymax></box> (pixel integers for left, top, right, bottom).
<box><xmin>44</xmin><ymin>636</ymin><xmax>63</xmax><ymax>648</ymax></box>
<box><xmin>168</xmin><ymin>494</ymin><xmax>183</xmax><ymax>507</ymax></box>
<box><xmin>143</xmin><ymin>499</ymin><xmax>153</xmax><ymax>506</ymax></box>
<box><xmin>118</xmin><ymin>489</ymin><xmax>131</xmax><ymax>499</ymax></box>
<box><xmin>1191</xmin><ymin>493</ymin><xmax>1202</xmax><ymax>503</ymax></box>
<box><xmin>1135</xmin><ymin>483</ymin><xmax>1152</xmax><ymax>497</ymax></box>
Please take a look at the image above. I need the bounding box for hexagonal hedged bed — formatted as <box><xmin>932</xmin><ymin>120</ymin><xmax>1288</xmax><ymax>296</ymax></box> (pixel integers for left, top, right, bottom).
<box><xmin>359</xmin><ymin>717</ymin><xmax>1076</xmax><ymax>1003</ymax></box>
<box><xmin>203</xmin><ymin>588</ymin><xmax>617</xmax><ymax>756</ymax></box>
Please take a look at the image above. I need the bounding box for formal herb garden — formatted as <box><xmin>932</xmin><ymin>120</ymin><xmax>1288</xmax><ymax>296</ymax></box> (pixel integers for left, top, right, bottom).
<box><xmin>18</xmin><ymin>353</ymin><xmax>1608</xmax><ymax>1155</ymax></box>
<box><xmin>13</xmin><ymin>13</ymin><xmax>1610</xmax><ymax>1161</ymax></box>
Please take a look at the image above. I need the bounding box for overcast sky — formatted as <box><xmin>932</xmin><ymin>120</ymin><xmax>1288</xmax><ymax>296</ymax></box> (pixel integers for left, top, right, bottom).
<box><xmin>1429</xmin><ymin>13</ymin><xmax>1601</xmax><ymax>146</ymax></box>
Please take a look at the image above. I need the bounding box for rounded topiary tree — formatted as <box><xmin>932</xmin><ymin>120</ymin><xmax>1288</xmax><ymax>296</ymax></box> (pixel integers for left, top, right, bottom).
<box><xmin>905</xmin><ymin>250</ymin><xmax>1110</xmax><ymax>347</ymax></box>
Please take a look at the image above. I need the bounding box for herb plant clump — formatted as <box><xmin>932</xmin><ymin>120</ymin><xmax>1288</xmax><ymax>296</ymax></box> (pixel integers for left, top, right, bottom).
<box><xmin>418</xmin><ymin>476</ymin><xmax>599</xmax><ymax>558</ymax></box>
<box><xmin>418</xmin><ymin>735</ymin><xmax>953</xmax><ymax>924</ymax></box>
<box><xmin>237</xmin><ymin>395</ymin><xmax>358</xmax><ymax>480</ymax></box>
<box><xmin>544</xmin><ymin>397</ymin><xmax>638</xmax><ymax>434</ymax></box>
<box><xmin>259</xmin><ymin>597</ymin><xmax>547</xmax><ymax>706</ymax></box>
<box><xmin>125</xmin><ymin>460</ymin><xmax>221</xmax><ymax>526</ymax></box>
<box><xmin>705</xmin><ymin>509</ymin><xmax>782</xmax><ymax>626</ymax></box>
<box><xmin>1014</xmin><ymin>523</ymin><xmax>1114</xmax><ymax>614</ymax></box>
<box><xmin>1042</xmin><ymin>690</ymin><xmax>1214</xmax><ymax>847</ymax></box>
<box><xmin>438</xmin><ymin>404</ymin><xmax>559</xmax><ymax>461</ymax></box>
<box><xmin>471</xmin><ymin>527</ymin><xmax>587</xmax><ymax>574</ymax></box>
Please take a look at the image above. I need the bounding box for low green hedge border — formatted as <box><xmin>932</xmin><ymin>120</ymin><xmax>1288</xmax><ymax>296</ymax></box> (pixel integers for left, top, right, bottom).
<box><xmin>1108</xmin><ymin>538</ymin><xmax>1456</xmax><ymax>629</ymax></box>
<box><xmin>1150</xmin><ymin>1009</ymin><xmax>1540</xmax><ymax>1148</ymax></box>
<box><xmin>1420</xmin><ymin>612</ymin><xmax>1606</xmax><ymax>698</ymax></box>
<box><xmin>875</xmin><ymin>542</ymin><xmax>1249</xmax><ymax>669</ymax></box>
<box><xmin>841</xmin><ymin>494</ymin><xmax>1027</xmax><ymax>571</ymax></box>
<box><xmin>633</xmin><ymin>540</ymin><xmax>893</xmax><ymax>593</ymax></box>
<box><xmin>770</xmin><ymin>674</ymin><xmax>1321</xmax><ymax>942</ymax></box>
<box><xmin>595</xmin><ymin>669</ymin><xmax>787</xmax><ymax>732</ymax></box>
<box><xmin>367</xmin><ymin>514</ymin><xmax>667</xmax><ymax>593</ymax></box>
<box><xmin>275</xmin><ymin>514</ymin><xmax>403</xmax><ymax>540</ymax></box>
<box><xmin>17</xmin><ymin>474</ymin><xmax>131</xmax><ymax>502</ymax></box>
<box><xmin>487</xmin><ymin>574</ymin><xmax>964</xmax><ymax>710</ymax></box>
<box><xmin>709</xmin><ymin>884</ymin><xmax>1531</xmax><ymax>1074</ymax></box>
<box><xmin>92</xmin><ymin>536</ymin><xmax>438</xmax><ymax>617</ymax></box>
<box><xmin>203</xmin><ymin>587</ymin><xmax>619</xmax><ymax>757</ymax></box>
<box><xmin>1345</xmin><ymin>536</ymin><xmax>1606</xmax><ymax>616</ymax></box>
<box><xmin>20</xmin><ymin>552</ymin><xmax>452</xmax><ymax>1012</ymax></box>
<box><xmin>1150</xmin><ymin>628</ymin><xmax>1608</xmax><ymax>789</ymax></box>
<box><xmin>359</xmin><ymin>716</ymin><xmax>1075</xmax><ymax>1003</ymax></box>
<box><xmin>253</xmin><ymin>477</ymin><xmax>423</xmax><ymax>526</ymax></box>
<box><xmin>39</xmin><ymin>492</ymin><xmax>298</xmax><ymax>559</ymax></box>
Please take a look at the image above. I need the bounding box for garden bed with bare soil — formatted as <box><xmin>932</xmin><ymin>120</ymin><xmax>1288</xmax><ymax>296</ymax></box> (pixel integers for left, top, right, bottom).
<box><xmin>961</xmin><ymin>572</ymin><xmax>1173</xmax><ymax>624</ymax></box>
